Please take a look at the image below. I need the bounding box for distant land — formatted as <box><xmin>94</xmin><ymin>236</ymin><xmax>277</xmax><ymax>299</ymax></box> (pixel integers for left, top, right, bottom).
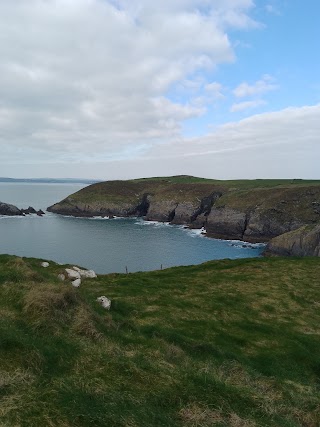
<box><xmin>0</xmin><ymin>177</ymin><xmax>100</xmax><ymax>184</ymax></box>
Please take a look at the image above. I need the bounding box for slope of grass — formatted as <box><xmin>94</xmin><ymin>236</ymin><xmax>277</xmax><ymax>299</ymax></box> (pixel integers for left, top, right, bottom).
<box><xmin>132</xmin><ymin>175</ymin><xmax>320</xmax><ymax>189</ymax></box>
<box><xmin>1</xmin><ymin>254</ymin><xmax>320</xmax><ymax>426</ymax></box>
<box><xmin>54</xmin><ymin>176</ymin><xmax>320</xmax><ymax>206</ymax></box>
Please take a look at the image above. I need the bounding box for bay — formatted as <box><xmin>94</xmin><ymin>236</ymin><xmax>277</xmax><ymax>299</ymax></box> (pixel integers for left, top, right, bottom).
<box><xmin>0</xmin><ymin>183</ymin><xmax>265</xmax><ymax>273</ymax></box>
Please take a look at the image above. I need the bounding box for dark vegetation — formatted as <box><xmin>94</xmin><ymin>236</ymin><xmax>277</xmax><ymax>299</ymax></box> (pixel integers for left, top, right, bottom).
<box><xmin>1</xmin><ymin>254</ymin><xmax>320</xmax><ymax>426</ymax></box>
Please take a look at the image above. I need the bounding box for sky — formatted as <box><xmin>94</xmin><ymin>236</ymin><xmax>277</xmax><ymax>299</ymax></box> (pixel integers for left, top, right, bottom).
<box><xmin>0</xmin><ymin>0</ymin><xmax>319</xmax><ymax>180</ymax></box>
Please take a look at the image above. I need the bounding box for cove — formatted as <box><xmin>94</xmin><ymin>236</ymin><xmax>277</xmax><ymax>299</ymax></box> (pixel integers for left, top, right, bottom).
<box><xmin>0</xmin><ymin>183</ymin><xmax>265</xmax><ymax>274</ymax></box>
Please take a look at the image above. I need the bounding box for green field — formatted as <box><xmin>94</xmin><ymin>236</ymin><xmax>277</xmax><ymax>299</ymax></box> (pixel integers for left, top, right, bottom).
<box><xmin>1</xmin><ymin>254</ymin><xmax>320</xmax><ymax>426</ymax></box>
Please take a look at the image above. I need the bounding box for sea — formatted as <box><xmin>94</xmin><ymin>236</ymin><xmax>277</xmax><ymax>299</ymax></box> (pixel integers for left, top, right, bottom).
<box><xmin>0</xmin><ymin>183</ymin><xmax>265</xmax><ymax>274</ymax></box>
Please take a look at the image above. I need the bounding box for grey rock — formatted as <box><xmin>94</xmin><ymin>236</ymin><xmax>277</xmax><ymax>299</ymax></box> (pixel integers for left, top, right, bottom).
<box><xmin>265</xmin><ymin>224</ymin><xmax>320</xmax><ymax>257</ymax></box>
<box><xmin>206</xmin><ymin>207</ymin><xmax>247</xmax><ymax>240</ymax></box>
<box><xmin>0</xmin><ymin>202</ymin><xmax>23</xmax><ymax>216</ymax></box>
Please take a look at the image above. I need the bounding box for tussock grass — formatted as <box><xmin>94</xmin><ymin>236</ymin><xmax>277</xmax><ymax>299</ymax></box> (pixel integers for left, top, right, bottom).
<box><xmin>1</xmin><ymin>255</ymin><xmax>320</xmax><ymax>426</ymax></box>
<box><xmin>23</xmin><ymin>284</ymin><xmax>78</xmax><ymax>330</ymax></box>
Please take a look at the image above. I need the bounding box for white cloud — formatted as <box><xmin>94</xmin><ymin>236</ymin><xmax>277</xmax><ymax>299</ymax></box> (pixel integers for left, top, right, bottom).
<box><xmin>0</xmin><ymin>0</ymin><xmax>259</xmax><ymax>166</ymax></box>
<box><xmin>204</xmin><ymin>82</ymin><xmax>225</xmax><ymax>99</ymax></box>
<box><xmin>233</xmin><ymin>74</ymin><xmax>278</xmax><ymax>98</ymax></box>
<box><xmin>230</xmin><ymin>99</ymin><xmax>266</xmax><ymax>112</ymax></box>
<box><xmin>265</xmin><ymin>4</ymin><xmax>281</xmax><ymax>15</ymax></box>
<box><xmin>146</xmin><ymin>104</ymin><xmax>320</xmax><ymax>160</ymax></box>
<box><xmin>3</xmin><ymin>104</ymin><xmax>319</xmax><ymax>180</ymax></box>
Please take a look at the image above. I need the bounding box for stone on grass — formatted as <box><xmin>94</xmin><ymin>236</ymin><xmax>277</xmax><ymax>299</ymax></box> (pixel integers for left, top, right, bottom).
<box><xmin>57</xmin><ymin>273</ymin><xmax>65</xmax><ymax>281</ymax></box>
<box><xmin>67</xmin><ymin>266</ymin><xmax>97</xmax><ymax>279</ymax></box>
<box><xmin>65</xmin><ymin>268</ymin><xmax>81</xmax><ymax>279</ymax></box>
<box><xmin>97</xmin><ymin>296</ymin><xmax>111</xmax><ymax>310</ymax></box>
<box><xmin>80</xmin><ymin>269</ymin><xmax>97</xmax><ymax>279</ymax></box>
<box><xmin>41</xmin><ymin>262</ymin><xmax>49</xmax><ymax>268</ymax></box>
<box><xmin>71</xmin><ymin>278</ymin><xmax>81</xmax><ymax>288</ymax></box>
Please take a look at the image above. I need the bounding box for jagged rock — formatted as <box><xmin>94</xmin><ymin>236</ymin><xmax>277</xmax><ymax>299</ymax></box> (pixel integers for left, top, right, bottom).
<box><xmin>41</xmin><ymin>262</ymin><xmax>49</xmax><ymax>268</ymax></box>
<box><xmin>0</xmin><ymin>202</ymin><xmax>23</xmax><ymax>216</ymax></box>
<box><xmin>265</xmin><ymin>224</ymin><xmax>320</xmax><ymax>257</ymax></box>
<box><xmin>97</xmin><ymin>296</ymin><xmax>111</xmax><ymax>310</ymax></box>
<box><xmin>65</xmin><ymin>268</ymin><xmax>81</xmax><ymax>279</ymax></box>
<box><xmin>36</xmin><ymin>210</ymin><xmax>45</xmax><ymax>216</ymax></box>
<box><xmin>57</xmin><ymin>273</ymin><xmax>65</xmax><ymax>281</ymax></box>
<box><xmin>21</xmin><ymin>206</ymin><xmax>37</xmax><ymax>215</ymax></box>
<box><xmin>71</xmin><ymin>278</ymin><xmax>81</xmax><ymax>287</ymax></box>
<box><xmin>72</xmin><ymin>266</ymin><xmax>81</xmax><ymax>272</ymax></box>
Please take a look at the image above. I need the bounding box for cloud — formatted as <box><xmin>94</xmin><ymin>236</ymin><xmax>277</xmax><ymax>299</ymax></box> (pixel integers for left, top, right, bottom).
<box><xmin>230</xmin><ymin>99</ymin><xmax>266</xmax><ymax>112</ymax></box>
<box><xmin>233</xmin><ymin>75</ymin><xmax>278</xmax><ymax>98</ymax></box>
<box><xmin>140</xmin><ymin>104</ymin><xmax>320</xmax><ymax>175</ymax></box>
<box><xmin>3</xmin><ymin>104</ymin><xmax>319</xmax><ymax>180</ymax></box>
<box><xmin>204</xmin><ymin>82</ymin><xmax>225</xmax><ymax>99</ymax></box>
<box><xmin>265</xmin><ymin>4</ymin><xmax>281</xmax><ymax>15</ymax></box>
<box><xmin>0</xmin><ymin>0</ymin><xmax>259</xmax><ymax>167</ymax></box>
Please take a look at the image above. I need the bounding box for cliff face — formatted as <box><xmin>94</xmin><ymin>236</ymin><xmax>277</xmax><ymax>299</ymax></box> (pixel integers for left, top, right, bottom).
<box><xmin>0</xmin><ymin>202</ymin><xmax>23</xmax><ymax>216</ymax></box>
<box><xmin>265</xmin><ymin>224</ymin><xmax>320</xmax><ymax>257</ymax></box>
<box><xmin>47</xmin><ymin>176</ymin><xmax>320</xmax><ymax>243</ymax></box>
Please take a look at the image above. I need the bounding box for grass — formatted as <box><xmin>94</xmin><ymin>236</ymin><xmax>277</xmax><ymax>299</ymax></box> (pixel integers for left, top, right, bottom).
<box><xmin>1</xmin><ymin>254</ymin><xmax>320</xmax><ymax>426</ymax></box>
<box><xmin>51</xmin><ymin>175</ymin><xmax>320</xmax><ymax>207</ymax></box>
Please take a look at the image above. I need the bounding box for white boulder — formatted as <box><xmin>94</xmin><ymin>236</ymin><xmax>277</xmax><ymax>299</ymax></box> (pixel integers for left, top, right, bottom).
<box><xmin>68</xmin><ymin>267</ymin><xmax>97</xmax><ymax>279</ymax></box>
<box><xmin>71</xmin><ymin>278</ymin><xmax>81</xmax><ymax>288</ymax></box>
<box><xmin>80</xmin><ymin>269</ymin><xmax>97</xmax><ymax>279</ymax></box>
<box><xmin>57</xmin><ymin>273</ymin><xmax>65</xmax><ymax>281</ymax></box>
<box><xmin>41</xmin><ymin>262</ymin><xmax>49</xmax><ymax>268</ymax></box>
<box><xmin>97</xmin><ymin>296</ymin><xmax>111</xmax><ymax>310</ymax></box>
<box><xmin>65</xmin><ymin>268</ymin><xmax>81</xmax><ymax>280</ymax></box>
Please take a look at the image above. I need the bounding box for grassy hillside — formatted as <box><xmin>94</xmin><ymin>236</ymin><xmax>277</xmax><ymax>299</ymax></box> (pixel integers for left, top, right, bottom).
<box><xmin>1</xmin><ymin>254</ymin><xmax>320</xmax><ymax>426</ymax></box>
<box><xmin>132</xmin><ymin>175</ymin><xmax>320</xmax><ymax>189</ymax></box>
<box><xmin>53</xmin><ymin>176</ymin><xmax>320</xmax><ymax>206</ymax></box>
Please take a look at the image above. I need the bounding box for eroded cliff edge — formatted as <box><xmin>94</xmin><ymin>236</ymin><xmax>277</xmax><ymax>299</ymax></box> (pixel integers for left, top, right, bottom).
<box><xmin>47</xmin><ymin>176</ymin><xmax>320</xmax><ymax>244</ymax></box>
<box><xmin>265</xmin><ymin>224</ymin><xmax>320</xmax><ymax>256</ymax></box>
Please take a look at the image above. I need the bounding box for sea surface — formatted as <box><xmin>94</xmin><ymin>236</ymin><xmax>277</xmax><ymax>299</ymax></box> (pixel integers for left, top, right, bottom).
<box><xmin>0</xmin><ymin>183</ymin><xmax>265</xmax><ymax>273</ymax></box>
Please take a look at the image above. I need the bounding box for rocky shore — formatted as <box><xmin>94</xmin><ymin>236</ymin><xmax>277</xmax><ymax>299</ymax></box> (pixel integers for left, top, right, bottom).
<box><xmin>47</xmin><ymin>176</ymin><xmax>320</xmax><ymax>255</ymax></box>
<box><xmin>0</xmin><ymin>202</ymin><xmax>45</xmax><ymax>216</ymax></box>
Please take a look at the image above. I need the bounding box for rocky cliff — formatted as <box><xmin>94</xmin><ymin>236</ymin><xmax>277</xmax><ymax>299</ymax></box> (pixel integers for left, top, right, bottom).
<box><xmin>47</xmin><ymin>176</ymin><xmax>320</xmax><ymax>243</ymax></box>
<box><xmin>265</xmin><ymin>224</ymin><xmax>320</xmax><ymax>256</ymax></box>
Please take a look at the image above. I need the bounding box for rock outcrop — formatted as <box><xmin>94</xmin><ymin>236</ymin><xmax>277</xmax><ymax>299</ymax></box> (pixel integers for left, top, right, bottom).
<box><xmin>0</xmin><ymin>202</ymin><xmax>23</xmax><ymax>216</ymax></box>
<box><xmin>0</xmin><ymin>202</ymin><xmax>45</xmax><ymax>217</ymax></box>
<box><xmin>265</xmin><ymin>224</ymin><xmax>320</xmax><ymax>257</ymax></box>
<box><xmin>47</xmin><ymin>176</ymin><xmax>320</xmax><ymax>243</ymax></box>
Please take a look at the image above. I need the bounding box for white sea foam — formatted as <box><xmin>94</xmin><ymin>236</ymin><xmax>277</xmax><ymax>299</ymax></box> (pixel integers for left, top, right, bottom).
<box><xmin>225</xmin><ymin>239</ymin><xmax>266</xmax><ymax>249</ymax></box>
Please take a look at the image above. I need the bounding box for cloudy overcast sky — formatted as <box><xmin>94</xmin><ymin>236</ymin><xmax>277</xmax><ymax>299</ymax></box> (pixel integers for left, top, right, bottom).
<box><xmin>0</xmin><ymin>0</ymin><xmax>319</xmax><ymax>179</ymax></box>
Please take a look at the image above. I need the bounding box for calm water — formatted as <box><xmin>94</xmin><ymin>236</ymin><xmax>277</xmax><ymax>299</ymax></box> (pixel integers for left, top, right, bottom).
<box><xmin>0</xmin><ymin>183</ymin><xmax>265</xmax><ymax>273</ymax></box>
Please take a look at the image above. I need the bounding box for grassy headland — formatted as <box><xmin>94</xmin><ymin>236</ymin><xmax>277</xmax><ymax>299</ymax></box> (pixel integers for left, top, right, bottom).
<box><xmin>1</xmin><ymin>254</ymin><xmax>320</xmax><ymax>426</ymax></box>
<box><xmin>47</xmin><ymin>175</ymin><xmax>320</xmax><ymax>243</ymax></box>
